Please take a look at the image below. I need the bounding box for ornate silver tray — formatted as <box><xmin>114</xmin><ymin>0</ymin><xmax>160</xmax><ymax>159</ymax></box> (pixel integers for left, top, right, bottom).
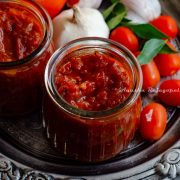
<box><xmin>0</xmin><ymin>0</ymin><xmax>180</xmax><ymax>179</ymax></box>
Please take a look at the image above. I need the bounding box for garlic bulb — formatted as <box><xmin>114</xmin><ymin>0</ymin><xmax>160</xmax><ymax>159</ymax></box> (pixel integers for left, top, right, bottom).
<box><xmin>126</xmin><ymin>9</ymin><xmax>147</xmax><ymax>24</ymax></box>
<box><xmin>53</xmin><ymin>6</ymin><xmax>109</xmax><ymax>49</ymax></box>
<box><xmin>121</xmin><ymin>0</ymin><xmax>161</xmax><ymax>23</ymax></box>
<box><xmin>78</xmin><ymin>0</ymin><xmax>103</xmax><ymax>9</ymax></box>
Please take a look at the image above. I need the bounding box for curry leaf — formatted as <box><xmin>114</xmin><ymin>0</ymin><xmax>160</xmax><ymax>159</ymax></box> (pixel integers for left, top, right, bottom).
<box><xmin>103</xmin><ymin>1</ymin><xmax>127</xmax><ymax>29</ymax></box>
<box><xmin>102</xmin><ymin>2</ymin><xmax>118</xmax><ymax>20</ymax></box>
<box><xmin>159</xmin><ymin>44</ymin><xmax>178</xmax><ymax>54</ymax></box>
<box><xmin>138</xmin><ymin>39</ymin><xmax>166</xmax><ymax>65</ymax></box>
<box><xmin>126</xmin><ymin>24</ymin><xmax>168</xmax><ymax>39</ymax></box>
<box><xmin>111</xmin><ymin>0</ymin><xmax>119</xmax><ymax>3</ymax></box>
<box><xmin>112</xmin><ymin>2</ymin><xmax>126</xmax><ymax>16</ymax></box>
<box><xmin>107</xmin><ymin>12</ymin><xmax>126</xmax><ymax>30</ymax></box>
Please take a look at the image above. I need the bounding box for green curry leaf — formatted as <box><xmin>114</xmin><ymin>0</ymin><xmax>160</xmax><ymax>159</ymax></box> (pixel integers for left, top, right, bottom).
<box><xmin>125</xmin><ymin>24</ymin><xmax>168</xmax><ymax>39</ymax></box>
<box><xmin>107</xmin><ymin>12</ymin><xmax>126</xmax><ymax>30</ymax></box>
<box><xmin>138</xmin><ymin>39</ymin><xmax>166</xmax><ymax>65</ymax></box>
<box><xmin>102</xmin><ymin>2</ymin><xmax>118</xmax><ymax>20</ymax></box>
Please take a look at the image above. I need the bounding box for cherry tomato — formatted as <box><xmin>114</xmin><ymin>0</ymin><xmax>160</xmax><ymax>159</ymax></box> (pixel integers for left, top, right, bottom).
<box><xmin>67</xmin><ymin>0</ymin><xmax>79</xmax><ymax>7</ymax></box>
<box><xmin>158</xmin><ymin>79</ymin><xmax>180</xmax><ymax>106</ymax></box>
<box><xmin>110</xmin><ymin>26</ymin><xmax>139</xmax><ymax>52</ymax></box>
<box><xmin>151</xmin><ymin>15</ymin><xmax>178</xmax><ymax>38</ymax></box>
<box><xmin>35</xmin><ymin>0</ymin><xmax>67</xmax><ymax>18</ymax></box>
<box><xmin>154</xmin><ymin>53</ymin><xmax>180</xmax><ymax>77</ymax></box>
<box><xmin>140</xmin><ymin>103</ymin><xmax>167</xmax><ymax>141</ymax></box>
<box><xmin>141</xmin><ymin>60</ymin><xmax>160</xmax><ymax>90</ymax></box>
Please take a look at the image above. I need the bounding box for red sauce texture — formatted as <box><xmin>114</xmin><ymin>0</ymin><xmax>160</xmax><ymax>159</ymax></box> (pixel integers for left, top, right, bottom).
<box><xmin>55</xmin><ymin>51</ymin><xmax>132</xmax><ymax>111</ymax></box>
<box><xmin>44</xmin><ymin>91</ymin><xmax>141</xmax><ymax>162</ymax></box>
<box><xmin>0</xmin><ymin>3</ymin><xmax>43</xmax><ymax>62</ymax></box>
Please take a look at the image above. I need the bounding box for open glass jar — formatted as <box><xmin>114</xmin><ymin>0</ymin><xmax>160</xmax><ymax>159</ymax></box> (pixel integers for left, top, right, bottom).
<box><xmin>0</xmin><ymin>0</ymin><xmax>54</xmax><ymax>117</ymax></box>
<box><xmin>43</xmin><ymin>37</ymin><xmax>142</xmax><ymax>162</ymax></box>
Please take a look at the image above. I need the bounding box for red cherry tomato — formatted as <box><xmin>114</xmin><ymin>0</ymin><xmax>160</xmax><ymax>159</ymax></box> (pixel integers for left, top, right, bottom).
<box><xmin>35</xmin><ymin>0</ymin><xmax>67</xmax><ymax>18</ymax></box>
<box><xmin>140</xmin><ymin>103</ymin><xmax>167</xmax><ymax>141</ymax></box>
<box><xmin>151</xmin><ymin>15</ymin><xmax>178</xmax><ymax>38</ymax></box>
<box><xmin>158</xmin><ymin>79</ymin><xmax>180</xmax><ymax>106</ymax></box>
<box><xmin>110</xmin><ymin>26</ymin><xmax>139</xmax><ymax>52</ymax></box>
<box><xmin>67</xmin><ymin>0</ymin><xmax>80</xmax><ymax>7</ymax></box>
<box><xmin>154</xmin><ymin>53</ymin><xmax>180</xmax><ymax>77</ymax></box>
<box><xmin>141</xmin><ymin>60</ymin><xmax>160</xmax><ymax>90</ymax></box>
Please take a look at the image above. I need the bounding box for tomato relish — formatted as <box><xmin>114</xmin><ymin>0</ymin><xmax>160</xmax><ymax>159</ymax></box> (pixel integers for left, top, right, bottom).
<box><xmin>54</xmin><ymin>51</ymin><xmax>132</xmax><ymax>111</ymax></box>
<box><xmin>43</xmin><ymin>38</ymin><xmax>142</xmax><ymax>162</ymax></box>
<box><xmin>0</xmin><ymin>3</ymin><xmax>43</xmax><ymax>62</ymax></box>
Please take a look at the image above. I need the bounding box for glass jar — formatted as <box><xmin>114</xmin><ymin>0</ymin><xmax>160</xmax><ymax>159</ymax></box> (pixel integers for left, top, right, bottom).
<box><xmin>43</xmin><ymin>37</ymin><xmax>142</xmax><ymax>162</ymax></box>
<box><xmin>0</xmin><ymin>0</ymin><xmax>54</xmax><ymax>116</ymax></box>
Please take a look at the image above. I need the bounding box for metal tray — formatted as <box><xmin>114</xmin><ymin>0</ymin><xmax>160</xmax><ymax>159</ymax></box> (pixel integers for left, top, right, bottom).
<box><xmin>0</xmin><ymin>0</ymin><xmax>180</xmax><ymax>179</ymax></box>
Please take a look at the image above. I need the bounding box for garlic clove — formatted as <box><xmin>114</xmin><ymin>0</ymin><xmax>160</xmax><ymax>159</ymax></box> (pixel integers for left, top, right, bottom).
<box><xmin>122</xmin><ymin>0</ymin><xmax>161</xmax><ymax>22</ymax></box>
<box><xmin>53</xmin><ymin>6</ymin><xmax>109</xmax><ymax>49</ymax></box>
<box><xmin>53</xmin><ymin>9</ymin><xmax>74</xmax><ymax>49</ymax></box>
<box><xmin>78</xmin><ymin>0</ymin><xmax>103</xmax><ymax>9</ymax></box>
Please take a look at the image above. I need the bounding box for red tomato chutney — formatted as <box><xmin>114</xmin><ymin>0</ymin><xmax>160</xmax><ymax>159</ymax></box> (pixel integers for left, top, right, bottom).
<box><xmin>0</xmin><ymin>0</ymin><xmax>54</xmax><ymax>116</ymax></box>
<box><xmin>43</xmin><ymin>38</ymin><xmax>142</xmax><ymax>162</ymax></box>
<box><xmin>0</xmin><ymin>3</ymin><xmax>43</xmax><ymax>62</ymax></box>
<box><xmin>55</xmin><ymin>52</ymin><xmax>132</xmax><ymax>111</ymax></box>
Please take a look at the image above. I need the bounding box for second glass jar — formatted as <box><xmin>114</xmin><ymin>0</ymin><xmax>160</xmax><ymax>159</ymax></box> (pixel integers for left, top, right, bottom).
<box><xmin>0</xmin><ymin>0</ymin><xmax>54</xmax><ymax>117</ymax></box>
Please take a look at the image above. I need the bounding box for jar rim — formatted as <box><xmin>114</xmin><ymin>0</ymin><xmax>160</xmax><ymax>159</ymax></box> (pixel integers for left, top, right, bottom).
<box><xmin>0</xmin><ymin>0</ymin><xmax>53</xmax><ymax>68</ymax></box>
<box><xmin>45</xmin><ymin>37</ymin><xmax>142</xmax><ymax>118</ymax></box>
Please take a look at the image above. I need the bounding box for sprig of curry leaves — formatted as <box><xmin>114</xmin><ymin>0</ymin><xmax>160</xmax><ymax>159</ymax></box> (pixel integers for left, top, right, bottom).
<box><xmin>102</xmin><ymin>1</ymin><xmax>177</xmax><ymax>65</ymax></box>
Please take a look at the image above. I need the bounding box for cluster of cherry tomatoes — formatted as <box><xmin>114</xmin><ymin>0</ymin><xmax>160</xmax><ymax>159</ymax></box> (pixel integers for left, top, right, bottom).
<box><xmin>110</xmin><ymin>15</ymin><xmax>180</xmax><ymax>141</ymax></box>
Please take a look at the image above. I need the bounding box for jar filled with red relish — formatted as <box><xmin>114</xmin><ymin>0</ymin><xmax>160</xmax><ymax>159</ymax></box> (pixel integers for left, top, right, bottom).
<box><xmin>43</xmin><ymin>37</ymin><xmax>142</xmax><ymax>162</ymax></box>
<box><xmin>0</xmin><ymin>0</ymin><xmax>54</xmax><ymax>117</ymax></box>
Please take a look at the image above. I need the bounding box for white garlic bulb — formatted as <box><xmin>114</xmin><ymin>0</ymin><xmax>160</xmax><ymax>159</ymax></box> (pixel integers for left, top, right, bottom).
<box><xmin>78</xmin><ymin>0</ymin><xmax>103</xmax><ymax>9</ymax></box>
<box><xmin>126</xmin><ymin>8</ymin><xmax>147</xmax><ymax>24</ymax></box>
<box><xmin>53</xmin><ymin>6</ymin><xmax>109</xmax><ymax>49</ymax></box>
<box><xmin>122</xmin><ymin>0</ymin><xmax>161</xmax><ymax>23</ymax></box>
